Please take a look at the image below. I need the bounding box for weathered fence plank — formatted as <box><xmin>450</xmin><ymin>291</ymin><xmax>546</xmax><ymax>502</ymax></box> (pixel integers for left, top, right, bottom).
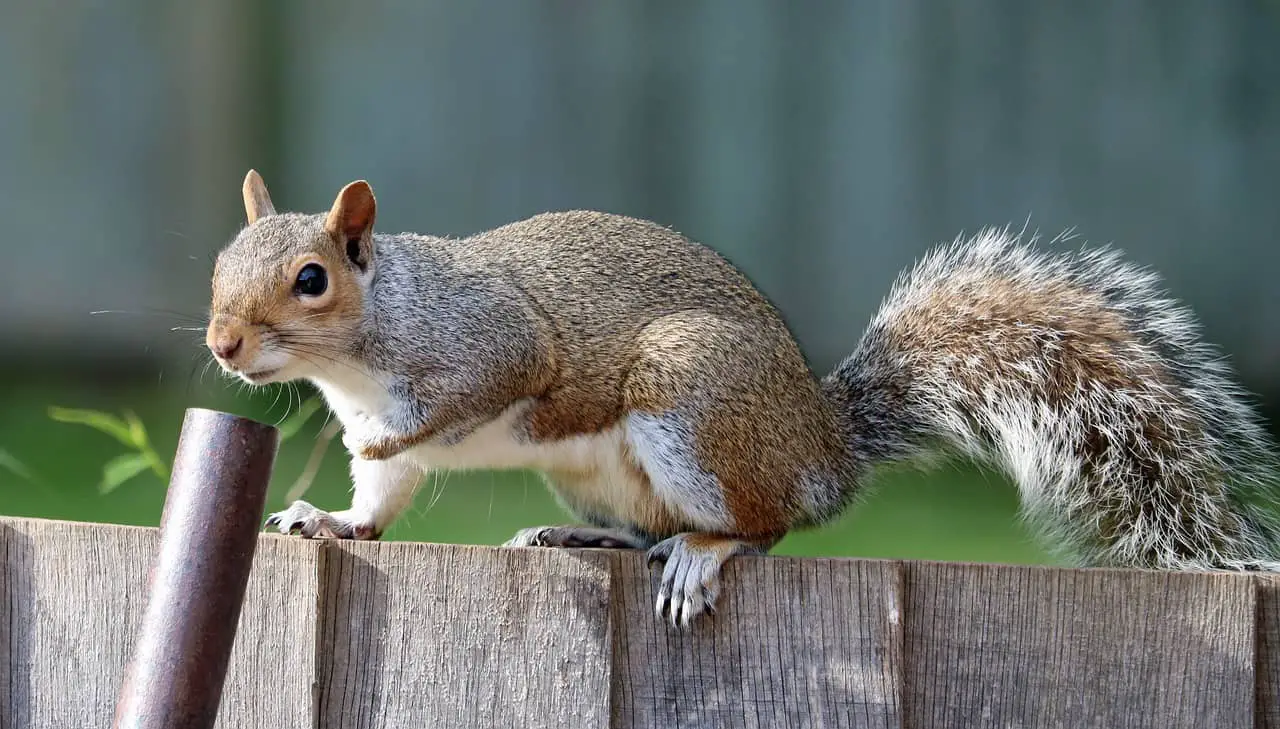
<box><xmin>902</xmin><ymin>562</ymin><xmax>1256</xmax><ymax>729</ymax></box>
<box><xmin>610</xmin><ymin>555</ymin><xmax>903</xmax><ymax>729</ymax></box>
<box><xmin>0</xmin><ymin>519</ymin><xmax>317</xmax><ymax>729</ymax></box>
<box><xmin>315</xmin><ymin>540</ymin><xmax>613</xmax><ymax>729</ymax></box>
<box><xmin>1259</xmin><ymin>576</ymin><xmax>1280</xmax><ymax>729</ymax></box>
<box><xmin>0</xmin><ymin>519</ymin><xmax>154</xmax><ymax>729</ymax></box>
<box><xmin>3</xmin><ymin>516</ymin><xmax>1275</xmax><ymax>728</ymax></box>
<box><xmin>213</xmin><ymin>535</ymin><xmax>318</xmax><ymax>729</ymax></box>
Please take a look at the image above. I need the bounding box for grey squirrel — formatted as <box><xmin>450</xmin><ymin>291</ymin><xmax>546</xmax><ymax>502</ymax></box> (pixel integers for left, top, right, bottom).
<box><xmin>206</xmin><ymin>170</ymin><xmax>1280</xmax><ymax>628</ymax></box>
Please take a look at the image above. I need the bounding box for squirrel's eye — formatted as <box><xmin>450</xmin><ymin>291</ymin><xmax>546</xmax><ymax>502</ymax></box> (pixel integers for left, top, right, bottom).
<box><xmin>294</xmin><ymin>263</ymin><xmax>328</xmax><ymax>297</ymax></box>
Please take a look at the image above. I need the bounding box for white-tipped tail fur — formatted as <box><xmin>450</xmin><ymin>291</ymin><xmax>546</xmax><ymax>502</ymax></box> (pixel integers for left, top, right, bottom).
<box><xmin>824</xmin><ymin>227</ymin><xmax>1280</xmax><ymax>571</ymax></box>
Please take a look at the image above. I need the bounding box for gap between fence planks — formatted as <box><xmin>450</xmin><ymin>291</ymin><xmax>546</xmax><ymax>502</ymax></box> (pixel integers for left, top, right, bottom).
<box><xmin>0</xmin><ymin>516</ymin><xmax>1276</xmax><ymax>729</ymax></box>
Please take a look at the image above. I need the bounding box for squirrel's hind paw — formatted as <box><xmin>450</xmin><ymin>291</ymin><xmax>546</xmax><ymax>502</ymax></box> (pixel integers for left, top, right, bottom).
<box><xmin>647</xmin><ymin>534</ymin><xmax>726</xmax><ymax>629</ymax></box>
<box><xmin>502</xmin><ymin>525</ymin><xmax>649</xmax><ymax>550</ymax></box>
<box><xmin>265</xmin><ymin>500</ymin><xmax>380</xmax><ymax>540</ymax></box>
<box><xmin>646</xmin><ymin>533</ymin><xmax>775</xmax><ymax>630</ymax></box>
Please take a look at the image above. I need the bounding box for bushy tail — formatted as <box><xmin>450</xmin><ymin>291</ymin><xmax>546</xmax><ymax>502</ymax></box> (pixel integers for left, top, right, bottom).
<box><xmin>822</xmin><ymin>227</ymin><xmax>1280</xmax><ymax>571</ymax></box>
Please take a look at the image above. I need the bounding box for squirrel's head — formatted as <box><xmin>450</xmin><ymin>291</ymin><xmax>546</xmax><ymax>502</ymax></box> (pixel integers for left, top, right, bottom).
<box><xmin>206</xmin><ymin>170</ymin><xmax>377</xmax><ymax>385</ymax></box>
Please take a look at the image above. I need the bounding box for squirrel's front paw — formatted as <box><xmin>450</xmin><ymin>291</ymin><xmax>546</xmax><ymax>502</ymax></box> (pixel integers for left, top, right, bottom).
<box><xmin>265</xmin><ymin>500</ymin><xmax>380</xmax><ymax>540</ymax></box>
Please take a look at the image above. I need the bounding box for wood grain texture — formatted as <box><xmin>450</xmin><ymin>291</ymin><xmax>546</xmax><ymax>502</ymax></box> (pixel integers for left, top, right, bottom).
<box><xmin>213</xmin><ymin>534</ymin><xmax>318</xmax><ymax>729</ymax></box>
<box><xmin>1258</xmin><ymin>575</ymin><xmax>1280</xmax><ymax>729</ymax></box>
<box><xmin>315</xmin><ymin>541</ymin><xmax>613</xmax><ymax>729</ymax></box>
<box><xmin>0</xmin><ymin>518</ymin><xmax>153</xmax><ymax>729</ymax></box>
<box><xmin>3</xmin><ymin>517</ymin><xmax>1273</xmax><ymax>727</ymax></box>
<box><xmin>0</xmin><ymin>517</ymin><xmax>317</xmax><ymax>729</ymax></box>
<box><xmin>903</xmin><ymin>562</ymin><xmax>1256</xmax><ymax>729</ymax></box>
<box><xmin>610</xmin><ymin>552</ymin><xmax>904</xmax><ymax>729</ymax></box>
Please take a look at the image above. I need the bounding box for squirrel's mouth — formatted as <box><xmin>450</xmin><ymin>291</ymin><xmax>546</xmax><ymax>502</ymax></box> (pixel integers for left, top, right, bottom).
<box><xmin>240</xmin><ymin>367</ymin><xmax>282</xmax><ymax>384</ymax></box>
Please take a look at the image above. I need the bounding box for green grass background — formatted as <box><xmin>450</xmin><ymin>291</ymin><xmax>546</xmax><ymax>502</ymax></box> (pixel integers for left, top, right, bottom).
<box><xmin>0</xmin><ymin>372</ymin><xmax>1057</xmax><ymax>566</ymax></box>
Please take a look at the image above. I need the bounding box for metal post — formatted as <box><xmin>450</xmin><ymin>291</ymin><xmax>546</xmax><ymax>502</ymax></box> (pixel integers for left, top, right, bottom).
<box><xmin>113</xmin><ymin>408</ymin><xmax>279</xmax><ymax>729</ymax></box>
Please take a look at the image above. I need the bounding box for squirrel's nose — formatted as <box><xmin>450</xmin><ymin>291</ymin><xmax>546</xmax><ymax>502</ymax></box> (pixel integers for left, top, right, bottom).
<box><xmin>210</xmin><ymin>335</ymin><xmax>243</xmax><ymax>361</ymax></box>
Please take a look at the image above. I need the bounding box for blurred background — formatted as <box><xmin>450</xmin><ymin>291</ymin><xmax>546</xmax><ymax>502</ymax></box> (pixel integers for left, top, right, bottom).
<box><xmin>3</xmin><ymin>1</ymin><xmax>1279</xmax><ymax>565</ymax></box>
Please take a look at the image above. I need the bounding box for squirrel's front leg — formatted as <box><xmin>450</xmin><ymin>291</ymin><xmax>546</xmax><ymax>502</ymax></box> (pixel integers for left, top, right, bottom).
<box><xmin>341</xmin><ymin>384</ymin><xmax>446</xmax><ymax>461</ymax></box>
<box><xmin>267</xmin><ymin>456</ymin><xmax>421</xmax><ymax>540</ymax></box>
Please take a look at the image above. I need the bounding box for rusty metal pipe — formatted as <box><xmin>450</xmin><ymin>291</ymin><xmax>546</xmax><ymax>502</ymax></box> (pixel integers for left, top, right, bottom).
<box><xmin>113</xmin><ymin>408</ymin><xmax>279</xmax><ymax>729</ymax></box>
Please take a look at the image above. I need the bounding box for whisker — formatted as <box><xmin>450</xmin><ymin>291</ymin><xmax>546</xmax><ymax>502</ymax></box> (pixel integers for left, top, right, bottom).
<box><xmin>488</xmin><ymin>472</ymin><xmax>496</xmax><ymax>523</ymax></box>
<box><xmin>199</xmin><ymin>356</ymin><xmax>217</xmax><ymax>385</ymax></box>
<box><xmin>271</xmin><ymin>345</ymin><xmax>383</xmax><ymax>386</ymax></box>
<box><xmin>91</xmin><ymin>308</ymin><xmax>209</xmax><ymax>325</ymax></box>
<box><xmin>267</xmin><ymin>384</ymin><xmax>286</xmax><ymax>423</ymax></box>
<box><xmin>422</xmin><ymin>469</ymin><xmax>448</xmax><ymax>517</ymax></box>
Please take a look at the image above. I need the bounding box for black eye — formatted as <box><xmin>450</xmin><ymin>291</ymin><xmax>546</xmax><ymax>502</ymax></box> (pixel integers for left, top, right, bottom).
<box><xmin>293</xmin><ymin>263</ymin><xmax>328</xmax><ymax>297</ymax></box>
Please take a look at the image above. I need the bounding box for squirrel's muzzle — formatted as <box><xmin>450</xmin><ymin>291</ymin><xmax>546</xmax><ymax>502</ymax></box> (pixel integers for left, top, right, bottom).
<box><xmin>209</xmin><ymin>334</ymin><xmax>243</xmax><ymax>361</ymax></box>
<box><xmin>205</xmin><ymin>316</ymin><xmax>252</xmax><ymax>368</ymax></box>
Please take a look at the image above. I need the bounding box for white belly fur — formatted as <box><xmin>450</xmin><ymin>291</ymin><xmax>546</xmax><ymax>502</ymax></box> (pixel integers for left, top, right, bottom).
<box><xmin>311</xmin><ymin>370</ymin><xmax>660</xmax><ymax>525</ymax></box>
<box><xmin>308</xmin><ymin>360</ymin><xmax>733</xmax><ymax>531</ymax></box>
<box><xmin>409</xmin><ymin>400</ymin><xmax>671</xmax><ymax>526</ymax></box>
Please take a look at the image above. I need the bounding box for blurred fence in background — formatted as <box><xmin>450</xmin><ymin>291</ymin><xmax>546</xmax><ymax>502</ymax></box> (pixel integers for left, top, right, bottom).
<box><xmin>4</xmin><ymin>0</ymin><xmax>1280</xmax><ymax>396</ymax></box>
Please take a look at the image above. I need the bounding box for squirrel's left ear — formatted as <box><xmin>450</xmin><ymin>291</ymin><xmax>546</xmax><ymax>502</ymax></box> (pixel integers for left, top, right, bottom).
<box><xmin>242</xmin><ymin>169</ymin><xmax>276</xmax><ymax>223</ymax></box>
<box><xmin>325</xmin><ymin>180</ymin><xmax>377</xmax><ymax>271</ymax></box>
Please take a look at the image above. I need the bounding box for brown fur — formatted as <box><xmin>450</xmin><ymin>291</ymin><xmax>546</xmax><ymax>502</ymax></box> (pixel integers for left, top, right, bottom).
<box><xmin>216</xmin><ymin>175</ymin><xmax>1280</xmax><ymax>631</ymax></box>
<box><xmin>208</xmin><ymin>182</ymin><xmax>374</xmax><ymax>377</ymax></box>
<box><xmin>838</xmin><ymin>235</ymin><xmax>1280</xmax><ymax>570</ymax></box>
<box><xmin>454</xmin><ymin>212</ymin><xmax>854</xmax><ymax>537</ymax></box>
<box><xmin>214</xmin><ymin>178</ymin><xmax>853</xmax><ymax>547</ymax></box>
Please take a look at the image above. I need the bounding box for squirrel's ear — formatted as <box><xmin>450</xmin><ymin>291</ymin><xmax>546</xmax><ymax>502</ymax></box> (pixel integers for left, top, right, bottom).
<box><xmin>325</xmin><ymin>180</ymin><xmax>377</xmax><ymax>241</ymax></box>
<box><xmin>242</xmin><ymin>169</ymin><xmax>276</xmax><ymax>223</ymax></box>
<box><xmin>325</xmin><ymin>180</ymin><xmax>377</xmax><ymax>271</ymax></box>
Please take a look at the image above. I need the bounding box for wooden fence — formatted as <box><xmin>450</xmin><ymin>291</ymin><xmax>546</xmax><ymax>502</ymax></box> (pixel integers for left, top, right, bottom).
<box><xmin>2</xmin><ymin>515</ymin><xmax>1277</xmax><ymax>728</ymax></box>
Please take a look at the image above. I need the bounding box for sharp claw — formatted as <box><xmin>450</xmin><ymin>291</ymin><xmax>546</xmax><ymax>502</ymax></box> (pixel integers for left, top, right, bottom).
<box><xmin>644</xmin><ymin>533</ymin><xmax>741</xmax><ymax>629</ymax></box>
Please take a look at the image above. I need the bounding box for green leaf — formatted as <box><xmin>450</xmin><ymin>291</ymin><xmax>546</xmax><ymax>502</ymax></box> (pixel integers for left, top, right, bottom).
<box><xmin>123</xmin><ymin>409</ymin><xmax>149</xmax><ymax>449</ymax></box>
<box><xmin>48</xmin><ymin>407</ymin><xmax>136</xmax><ymax>448</ymax></box>
<box><xmin>99</xmin><ymin>453</ymin><xmax>153</xmax><ymax>494</ymax></box>
<box><xmin>0</xmin><ymin>448</ymin><xmax>34</xmax><ymax>482</ymax></box>
<box><xmin>277</xmin><ymin>397</ymin><xmax>325</xmax><ymax>442</ymax></box>
<box><xmin>144</xmin><ymin>448</ymin><xmax>170</xmax><ymax>481</ymax></box>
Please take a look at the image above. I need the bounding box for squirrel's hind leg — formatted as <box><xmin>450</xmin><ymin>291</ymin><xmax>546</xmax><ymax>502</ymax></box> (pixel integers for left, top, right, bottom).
<box><xmin>647</xmin><ymin>533</ymin><xmax>778</xmax><ymax>629</ymax></box>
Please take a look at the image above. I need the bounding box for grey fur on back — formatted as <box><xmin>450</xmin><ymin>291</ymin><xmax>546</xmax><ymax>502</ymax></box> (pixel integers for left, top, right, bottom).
<box><xmin>223</xmin><ymin>199</ymin><xmax>1280</xmax><ymax>572</ymax></box>
<box><xmin>824</xmin><ymin>227</ymin><xmax>1280</xmax><ymax>570</ymax></box>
